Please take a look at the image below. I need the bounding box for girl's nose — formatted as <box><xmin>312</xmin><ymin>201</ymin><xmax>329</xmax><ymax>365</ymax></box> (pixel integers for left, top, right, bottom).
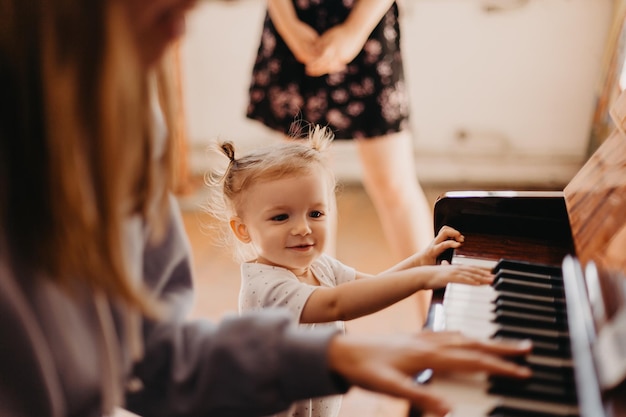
<box><xmin>291</xmin><ymin>217</ymin><xmax>312</xmax><ymax>235</ymax></box>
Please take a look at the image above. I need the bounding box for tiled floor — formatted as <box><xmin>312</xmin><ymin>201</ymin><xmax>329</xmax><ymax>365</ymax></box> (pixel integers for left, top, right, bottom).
<box><xmin>178</xmin><ymin>182</ymin><xmax>452</xmax><ymax>417</ymax></box>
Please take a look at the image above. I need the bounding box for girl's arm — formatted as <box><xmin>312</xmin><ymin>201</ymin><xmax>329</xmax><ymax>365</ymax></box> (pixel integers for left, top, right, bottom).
<box><xmin>300</xmin><ymin>263</ymin><xmax>492</xmax><ymax>323</ymax></box>
<box><xmin>266</xmin><ymin>0</ymin><xmax>320</xmax><ymax>64</ymax></box>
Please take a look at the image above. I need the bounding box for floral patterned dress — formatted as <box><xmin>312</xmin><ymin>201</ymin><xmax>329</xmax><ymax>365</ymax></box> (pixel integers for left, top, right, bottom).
<box><xmin>246</xmin><ymin>0</ymin><xmax>410</xmax><ymax>140</ymax></box>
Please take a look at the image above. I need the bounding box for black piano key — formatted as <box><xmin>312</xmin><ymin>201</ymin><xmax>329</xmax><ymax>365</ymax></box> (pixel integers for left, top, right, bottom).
<box><xmin>492</xmin><ymin>259</ymin><xmax>563</xmax><ymax>277</ymax></box>
<box><xmin>490</xmin><ymin>395</ymin><xmax>580</xmax><ymax>416</ymax></box>
<box><xmin>512</xmin><ymin>357</ymin><xmax>575</xmax><ymax>376</ymax></box>
<box><xmin>493</xmin><ymin>324</ymin><xmax>569</xmax><ymax>344</ymax></box>
<box><xmin>497</xmin><ymin>291</ymin><xmax>566</xmax><ymax>309</ymax></box>
<box><xmin>531</xmin><ymin>340</ymin><xmax>571</xmax><ymax>358</ymax></box>
<box><xmin>494</xmin><ymin>278</ymin><xmax>564</xmax><ymax>297</ymax></box>
<box><xmin>528</xmin><ymin>368</ymin><xmax>575</xmax><ymax>387</ymax></box>
<box><xmin>488</xmin><ymin>376</ymin><xmax>578</xmax><ymax>404</ymax></box>
<box><xmin>489</xmin><ymin>405</ymin><xmax>578</xmax><ymax>417</ymax></box>
<box><xmin>488</xmin><ymin>383</ymin><xmax>577</xmax><ymax>405</ymax></box>
<box><xmin>508</xmin><ymin>358</ymin><xmax>576</xmax><ymax>381</ymax></box>
<box><xmin>494</xmin><ymin>330</ymin><xmax>568</xmax><ymax>347</ymax></box>
<box><xmin>494</xmin><ymin>269</ymin><xmax>564</xmax><ymax>286</ymax></box>
<box><xmin>494</xmin><ymin>298</ymin><xmax>564</xmax><ymax>316</ymax></box>
<box><xmin>494</xmin><ymin>309</ymin><xmax>568</xmax><ymax>330</ymax></box>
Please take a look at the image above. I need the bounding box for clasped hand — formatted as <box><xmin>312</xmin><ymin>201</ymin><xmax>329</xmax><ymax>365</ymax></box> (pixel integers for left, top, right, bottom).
<box><xmin>284</xmin><ymin>21</ymin><xmax>369</xmax><ymax>77</ymax></box>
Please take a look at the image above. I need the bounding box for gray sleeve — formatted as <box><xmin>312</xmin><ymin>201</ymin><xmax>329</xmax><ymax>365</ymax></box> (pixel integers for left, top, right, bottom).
<box><xmin>126</xmin><ymin>196</ymin><xmax>349</xmax><ymax>416</ymax></box>
<box><xmin>127</xmin><ymin>311</ymin><xmax>348</xmax><ymax>417</ymax></box>
<box><xmin>139</xmin><ymin>194</ymin><xmax>196</xmax><ymax>321</ymax></box>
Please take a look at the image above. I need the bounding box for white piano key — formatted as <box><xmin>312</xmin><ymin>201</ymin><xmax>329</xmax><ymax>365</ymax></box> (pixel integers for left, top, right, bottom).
<box><xmin>421</xmin><ymin>372</ymin><xmax>579</xmax><ymax>417</ymax></box>
<box><xmin>444</xmin><ymin>320</ymin><xmax>499</xmax><ymax>340</ymax></box>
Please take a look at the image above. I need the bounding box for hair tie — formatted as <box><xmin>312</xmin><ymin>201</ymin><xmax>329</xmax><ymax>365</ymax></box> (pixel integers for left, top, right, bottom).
<box><xmin>221</xmin><ymin>142</ymin><xmax>236</xmax><ymax>163</ymax></box>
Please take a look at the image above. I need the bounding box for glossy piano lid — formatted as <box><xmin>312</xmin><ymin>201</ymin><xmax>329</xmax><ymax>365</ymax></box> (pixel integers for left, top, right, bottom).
<box><xmin>441</xmin><ymin>190</ymin><xmax>564</xmax><ymax>199</ymax></box>
<box><xmin>563</xmin><ymin>89</ymin><xmax>626</xmax><ymax>274</ymax></box>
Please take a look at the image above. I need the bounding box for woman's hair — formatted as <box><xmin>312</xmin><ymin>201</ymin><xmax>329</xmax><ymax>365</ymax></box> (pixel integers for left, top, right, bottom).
<box><xmin>204</xmin><ymin>125</ymin><xmax>337</xmax><ymax>262</ymax></box>
<box><xmin>0</xmin><ymin>0</ymin><xmax>177</xmax><ymax>313</ymax></box>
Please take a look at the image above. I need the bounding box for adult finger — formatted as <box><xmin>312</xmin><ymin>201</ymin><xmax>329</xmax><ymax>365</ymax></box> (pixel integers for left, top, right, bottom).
<box><xmin>351</xmin><ymin>364</ymin><xmax>452</xmax><ymax>417</ymax></box>
<box><xmin>420</xmin><ymin>330</ymin><xmax>532</xmax><ymax>355</ymax></box>
<box><xmin>429</xmin><ymin>349</ymin><xmax>531</xmax><ymax>378</ymax></box>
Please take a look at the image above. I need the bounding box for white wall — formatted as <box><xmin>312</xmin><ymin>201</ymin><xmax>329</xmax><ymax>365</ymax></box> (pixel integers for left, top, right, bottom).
<box><xmin>181</xmin><ymin>0</ymin><xmax>612</xmax><ymax>186</ymax></box>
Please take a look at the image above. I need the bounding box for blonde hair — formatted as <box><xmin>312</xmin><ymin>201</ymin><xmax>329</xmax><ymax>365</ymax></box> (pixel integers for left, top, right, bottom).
<box><xmin>204</xmin><ymin>125</ymin><xmax>336</xmax><ymax>262</ymax></box>
<box><xmin>0</xmin><ymin>0</ymin><xmax>178</xmax><ymax>315</ymax></box>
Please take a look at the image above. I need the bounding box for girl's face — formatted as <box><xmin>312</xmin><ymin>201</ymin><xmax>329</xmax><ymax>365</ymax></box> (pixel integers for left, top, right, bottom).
<box><xmin>233</xmin><ymin>168</ymin><xmax>333</xmax><ymax>277</ymax></box>
<box><xmin>124</xmin><ymin>0</ymin><xmax>198</xmax><ymax>67</ymax></box>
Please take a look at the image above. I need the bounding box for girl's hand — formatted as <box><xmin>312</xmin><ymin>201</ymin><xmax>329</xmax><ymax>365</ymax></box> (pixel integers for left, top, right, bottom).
<box><xmin>328</xmin><ymin>331</ymin><xmax>532</xmax><ymax>417</ymax></box>
<box><xmin>305</xmin><ymin>25</ymin><xmax>366</xmax><ymax>76</ymax></box>
<box><xmin>418</xmin><ymin>263</ymin><xmax>494</xmax><ymax>289</ymax></box>
<box><xmin>381</xmin><ymin>226</ymin><xmax>466</xmax><ymax>274</ymax></box>
<box><xmin>420</xmin><ymin>226</ymin><xmax>466</xmax><ymax>266</ymax></box>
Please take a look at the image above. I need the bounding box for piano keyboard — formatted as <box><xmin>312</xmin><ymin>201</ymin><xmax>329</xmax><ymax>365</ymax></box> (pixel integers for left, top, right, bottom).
<box><xmin>422</xmin><ymin>258</ymin><xmax>580</xmax><ymax>417</ymax></box>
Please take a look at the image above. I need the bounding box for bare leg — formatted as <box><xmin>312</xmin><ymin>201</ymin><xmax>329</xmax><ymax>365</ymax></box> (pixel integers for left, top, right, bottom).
<box><xmin>355</xmin><ymin>131</ymin><xmax>433</xmax><ymax>323</ymax></box>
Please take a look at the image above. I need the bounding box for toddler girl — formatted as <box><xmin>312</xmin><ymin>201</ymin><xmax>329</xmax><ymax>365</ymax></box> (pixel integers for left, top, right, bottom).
<box><xmin>205</xmin><ymin>125</ymin><xmax>493</xmax><ymax>417</ymax></box>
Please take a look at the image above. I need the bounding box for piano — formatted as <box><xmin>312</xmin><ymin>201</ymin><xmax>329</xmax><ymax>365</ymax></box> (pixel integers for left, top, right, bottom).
<box><xmin>409</xmin><ymin>90</ymin><xmax>626</xmax><ymax>417</ymax></box>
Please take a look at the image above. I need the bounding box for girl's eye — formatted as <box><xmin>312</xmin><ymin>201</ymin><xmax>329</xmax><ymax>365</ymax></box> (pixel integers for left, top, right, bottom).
<box><xmin>310</xmin><ymin>211</ymin><xmax>324</xmax><ymax>218</ymax></box>
<box><xmin>271</xmin><ymin>214</ymin><xmax>288</xmax><ymax>221</ymax></box>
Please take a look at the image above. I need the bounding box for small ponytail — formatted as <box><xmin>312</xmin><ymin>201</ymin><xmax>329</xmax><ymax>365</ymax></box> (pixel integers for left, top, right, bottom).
<box><xmin>305</xmin><ymin>125</ymin><xmax>334</xmax><ymax>152</ymax></box>
<box><xmin>221</xmin><ymin>141</ymin><xmax>236</xmax><ymax>163</ymax></box>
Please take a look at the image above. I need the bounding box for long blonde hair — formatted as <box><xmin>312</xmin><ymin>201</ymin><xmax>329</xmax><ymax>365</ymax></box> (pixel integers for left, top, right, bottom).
<box><xmin>204</xmin><ymin>125</ymin><xmax>337</xmax><ymax>262</ymax></box>
<box><xmin>0</xmin><ymin>0</ymin><xmax>175</xmax><ymax>313</ymax></box>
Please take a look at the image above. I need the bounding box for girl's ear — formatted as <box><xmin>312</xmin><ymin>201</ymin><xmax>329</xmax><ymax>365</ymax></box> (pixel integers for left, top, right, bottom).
<box><xmin>230</xmin><ymin>216</ymin><xmax>251</xmax><ymax>243</ymax></box>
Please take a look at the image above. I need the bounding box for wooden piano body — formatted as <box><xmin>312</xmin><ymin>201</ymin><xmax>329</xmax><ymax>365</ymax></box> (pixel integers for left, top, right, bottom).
<box><xmin>413</xmin><ymin>90</ymin><xmax>626</xmax><ymax>417</ymax></box>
